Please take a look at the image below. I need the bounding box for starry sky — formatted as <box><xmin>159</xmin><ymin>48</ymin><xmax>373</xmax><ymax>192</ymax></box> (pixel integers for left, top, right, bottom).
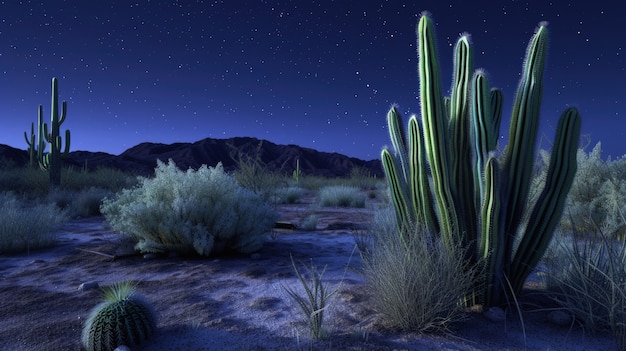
<box><xmin>0</xmin><ymin>1</ymin><xmax>624</xmax><ymax>161</ymax></box>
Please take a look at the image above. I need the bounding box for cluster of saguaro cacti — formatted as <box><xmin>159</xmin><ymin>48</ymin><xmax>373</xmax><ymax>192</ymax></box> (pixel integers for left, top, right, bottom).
<box><xmin>24</xmin><ymin>77</ymin><xmax>71</xmax><ymax>187</ymax></box>
<box><xmin>381</xmin><ymin>14</ymin><xmax>581</xmax><ymax>307</ymax></box>
<box><xmin>82</xmin><ymin>281</ymin><xmax>157</xmax><ymax>351</ymax></box>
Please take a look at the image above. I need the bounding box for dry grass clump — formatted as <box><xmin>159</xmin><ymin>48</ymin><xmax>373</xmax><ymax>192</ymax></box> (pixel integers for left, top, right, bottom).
<box><xmin>359</xmin><ymin>209</ymin><xmax>476</xmax><ymax>333</ymax></box>
<box><xmin>318</xmin><ymin>185</ymin><xmax>366</xmax><ymax>208</ymax></box>
<box><xmin>0</xmin><ymin>192</ymin><xmax>68</xmax><ymax>253</ymax></box>
<box><xmin>544</xmin><ymin>227</ymin><xmax>626</xmax><ymax>349</ymax></box>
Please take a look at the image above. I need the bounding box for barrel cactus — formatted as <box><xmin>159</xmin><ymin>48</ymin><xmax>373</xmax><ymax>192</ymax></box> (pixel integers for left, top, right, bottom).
<box><xmin>82</xmin><ymin>281</ymin><xmax>157</xmax><ymax>351</ymax></box>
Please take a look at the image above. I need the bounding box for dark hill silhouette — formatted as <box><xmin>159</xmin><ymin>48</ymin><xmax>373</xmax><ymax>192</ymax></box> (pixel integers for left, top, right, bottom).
<box><xmin>0</xmin><ymin>137</ymin><xmax>383</xmax><ymax>178</ymax></box>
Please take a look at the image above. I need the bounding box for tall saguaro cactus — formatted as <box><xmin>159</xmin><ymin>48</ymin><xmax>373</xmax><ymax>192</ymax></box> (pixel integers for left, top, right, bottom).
<box><xmin>38</xmin><ymin>77</ymin><xmax>71</xmax><ymax>188</ymax></box>
<box><xmin>381</xmin><ymin>14</ymin><xmax>581</xmax><ymax>307</ymax></box>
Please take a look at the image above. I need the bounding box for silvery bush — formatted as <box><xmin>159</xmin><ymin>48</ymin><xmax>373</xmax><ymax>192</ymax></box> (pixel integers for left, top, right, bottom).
<box><xmin>101</xmin><ymin>160</ymin><xmax>277</xmax><ymax>257</ymax></box>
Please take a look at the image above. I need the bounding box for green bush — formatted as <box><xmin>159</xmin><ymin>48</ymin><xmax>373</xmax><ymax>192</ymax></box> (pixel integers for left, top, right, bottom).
<box><xmin>318</xmin><ymin>185</ymin><xmax>366</xmax><ymax>208</ymax></box>
<box><xmin>100</xmin><ymin>160</ymin><xmax>277</xmax><ymax>257</ymax></box>
<box><xmin>82</xmin><ymin>281</ymin><xmax>157</xmax><ymax>351</ymax></box>
<box><xmin>0</xmin><ymin>192</ymin><xmax>68</xmax><ymax>253</ymax></box>
<box><xmin>359</xmin><ymin>208</ymin><xmax>476</xmax><ymax>332</ymax></box>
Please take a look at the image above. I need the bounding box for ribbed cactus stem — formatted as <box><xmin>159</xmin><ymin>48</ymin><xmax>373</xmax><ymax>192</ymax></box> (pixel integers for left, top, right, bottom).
<box><xmin>387</xmin><ymin>106</ymin><xmax>410</xmax><ymax>183</ymax></box>
<box><xmin>502</xmin><ymin>24</ymin><xmax>549</xmax><ymax>240</ymax></box>
<box><xmin>408</xmin><ymin>116</ymin><xmax>439</xmax><ymax>234</ymax></box>
<box><xmin>382</xmin><ymin>148</ymin><xmax>413</xmax><ymax>232</ymax></box>
<box><xmin>418</xmin><ymin>15</ymin><xmax>458</xmax><ymax>244</ymax></box>
<box><xmin>510</xmin><ymin>107</ymin><xmax>581</xmax><ymax>292</ymax></box>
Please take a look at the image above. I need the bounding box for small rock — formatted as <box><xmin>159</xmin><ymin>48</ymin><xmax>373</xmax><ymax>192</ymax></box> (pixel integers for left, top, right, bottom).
<box><xmin>114</xmin><ymin>346</ymin><xmax>131</xmax><ymax>351</ymax></box>
<box><xmin>548</xmin><ymin>310</ymin><xmax>573</xmax><ymax>326</ymax></box>
<box><xmin>29</xmin><ymin>259</ymin><xmax>45</xmax><ymax>264</ymax></box>
<box><xmin>78</xmin><ymin>282</ymin><xmax>99</xmax><ymax>291</ymax></box>
<box><xmin>143</xmin><ymin>253</ymin><xmax>157</xmax><ymax>260</ymax></box>
<box><xmin>484</xmin><ymin>306</ymin><xmax>506</xmax><ymax>322</ymax></box>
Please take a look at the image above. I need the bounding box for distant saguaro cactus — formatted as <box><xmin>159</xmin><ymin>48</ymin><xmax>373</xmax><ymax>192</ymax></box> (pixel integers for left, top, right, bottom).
<box><xmin>38</xmin><ymin>77</ymin><xmax>71</xmax><ymax>188</ymax></box>
<box><xmin>381</xmin><ymin>14</ymin><xmax>581</xmax><ymax>307</ymax></box>
<box><xmin>23</xmin><ymin>113</ymin><xmax>41</xmax><ymax>169</ymax></box>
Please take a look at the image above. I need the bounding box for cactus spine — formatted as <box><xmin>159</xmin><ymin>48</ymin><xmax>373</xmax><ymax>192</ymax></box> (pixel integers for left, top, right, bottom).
<box><xmin>38</xmin><ymin>77</ymin><xmax>71</xmax><ymax>188</ymax></box>
<box><xmin>381</xmin><ymin>14</ymin><xmax>581</xmax><ymax>307</ymax></box>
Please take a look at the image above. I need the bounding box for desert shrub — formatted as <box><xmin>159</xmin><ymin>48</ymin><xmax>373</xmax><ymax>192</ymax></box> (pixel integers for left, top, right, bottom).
<box><xmin>359</xmin><ymin>208</ymin><xmax>476</xmax><ymax>333</ymax></box>
<box><xmin>544</xmin><ymin>228</ymin><xmax>626</xmax><ymax>347</ymax></box>
<box><xmin>82</xmin><ymin>281</ymin><xmax>157</xmax><ymax>351</ymax></box>
<box><xmin>0</xmin><ymin>166</ymin><xmax>49</xmax><ymax>195</ymax></box>
<box><xmin>231</xmin><ymin>141</ymin><xmax>287</xmax><ymax>201</ymax></box>
<box><xmin>318</xmin><ymin>185</ymin><xmax>366</xmax><ymax>208</ymax></box>
<box><xmin>299</xmin><ymin>214</ymin><xmax>319</xmax><ymax>231</ymax></box>
<box><xmin>0</xmin><ymin>165</ymin><xmax>136</xmax><ymax>196</ymax></box>
<box><xmin>345</xmin><ymin>166</ymin><xmax>382</xmax><ymax>190</ymax></box>
<box><xmin>274</xmin><ymin>186</ymin><xmax>305</xmax><ymax>204</ymax></box>
<box><xmin>533</xmin><ymin>142</ymin><xmax>626</xmax><ymax>238</ymax></box>
<box><xmin>72</xmin><ymin>187</ymin><xmax>114</xmax><ymax>217</ymax></box>
<box><xmin>100</xmin><ymin>160</ymin><xmax>277</xmax><ymax>257</ymax></box>
<box><xmin>62</xmin><ymin>166</ymin><xmax>138</xmax><ymax>192</ymax></box>
<box><xmin>0</xmin><ymin>192</ymin><xmax>68</xmax><ymax>253</ymax></box>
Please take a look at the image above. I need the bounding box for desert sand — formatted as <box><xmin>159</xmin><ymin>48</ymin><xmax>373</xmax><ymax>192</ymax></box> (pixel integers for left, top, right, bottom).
<box><xmin>0</xmin><ymin>192</ymin><xmax>619</xmax><ymax>351</ymax></box>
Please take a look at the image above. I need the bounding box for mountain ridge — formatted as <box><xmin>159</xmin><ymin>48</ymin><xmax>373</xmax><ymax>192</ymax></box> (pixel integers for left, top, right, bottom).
<box><xmin>0</xmin><ymin>136</ymin><xmax>384</xmax><ymax>178</ymax></box>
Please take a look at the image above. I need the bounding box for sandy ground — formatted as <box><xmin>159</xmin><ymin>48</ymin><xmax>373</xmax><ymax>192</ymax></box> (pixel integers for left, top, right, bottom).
<box><xmin>0</xmin><ymin>193</ymin><xmax>619</xmax><ymax>351</ymax></box>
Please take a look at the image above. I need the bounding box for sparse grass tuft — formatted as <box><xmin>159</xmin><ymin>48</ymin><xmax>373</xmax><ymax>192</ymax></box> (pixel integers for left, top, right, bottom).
<box><xmin>284</xmin><ymin>256</ymin><xmax>339</xmax><ymax>340</ymax></box>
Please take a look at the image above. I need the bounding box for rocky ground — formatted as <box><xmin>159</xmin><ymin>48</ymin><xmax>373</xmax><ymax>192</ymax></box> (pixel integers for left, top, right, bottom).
<box><xmin>0</xmin><ymin>191</ymin><xmax>619</xmax><ymax>350</ymax></box>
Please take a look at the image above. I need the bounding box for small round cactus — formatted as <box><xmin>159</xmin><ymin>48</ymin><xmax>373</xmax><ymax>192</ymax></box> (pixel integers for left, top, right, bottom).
<box><xmin>81</xmin><ymin>281</ymin><xmax>157</xmax><ymax>351</ymax></box>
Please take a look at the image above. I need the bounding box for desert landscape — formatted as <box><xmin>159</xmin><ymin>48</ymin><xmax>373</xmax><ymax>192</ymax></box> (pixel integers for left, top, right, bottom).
<box><xmin>0</xmin><ymin>189</ymin><xmax>618</xmax><ymax>351</ymax></box>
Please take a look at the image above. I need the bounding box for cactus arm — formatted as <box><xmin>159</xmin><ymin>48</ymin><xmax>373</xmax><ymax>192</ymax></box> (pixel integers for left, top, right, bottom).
<box><xmin>387</xmin><ymin>106</ymin><xmax>410</xmax><ymax>183</ymax></box>
<box><xmin>479</xmin><ymin>157</ymin><xmax>506</xmax><ymax>305</ymax></box>
<box><xmin>510</xmin><ymin>107</ymin><xmax>581</xmax><ymax>292</ymax></box>
<box><xmin>418</xmin><ymin>15</ymin><xmax>458</xmax><ymax>243</ymax></box>
<box><xmin>63</xmin><ymin>129</ymin><xmax>71</xmax><ymax>155</ymax></box>
<box><xmin>502</xmin><ymin>24</ymin><xmax>549</xmax><ymax>239</ymax></box>
<box><xmin>24</xmin><ymin>121</ymin><xmax>37</xmax><ymax>168</ymax></box>
<box><xmin>382</xmin><ymin>148</ymin><xmax>413</xmax><ymax>231</ymax></box>
<box><xmin>408</xmin><ymin>116</ymin><xmax>439</xmax><ymax>234</ymax></box>
<box><xmin>471</xmin><ymin>71</ymin><xmax>492</xmax><ymax>201</ymax></box>
<box><xmin>489</xmin><ymin>89</ymin><xmax>503</xmax><ymax>146</ymax></box>
<box><xmin>449</xmin><ymin>34</ymin><xmax>477</xmax><ymax>247</ymax></box>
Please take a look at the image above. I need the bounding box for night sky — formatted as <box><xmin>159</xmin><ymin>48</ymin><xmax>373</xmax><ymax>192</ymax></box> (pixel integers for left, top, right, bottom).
<box><xmin>0</xmin><ymin>1</ymin><xmax>624</xmax><ymax>161</ymax></box>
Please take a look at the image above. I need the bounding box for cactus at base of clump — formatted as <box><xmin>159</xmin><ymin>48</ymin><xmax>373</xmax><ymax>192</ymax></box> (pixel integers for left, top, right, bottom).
<box><xmin>38</xmin><ymin>77</ymin><xmax>71</xmax><ymax>189</ymax></box>
<box><xmin>82</xmin><ymin>281</ymin><xmax>157</xmax><ymax>351</ymax></box>
<box><xmin>381</xmin><ymin>14</ymin><xmax>581</xmax><ymax>307</ymax></box>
